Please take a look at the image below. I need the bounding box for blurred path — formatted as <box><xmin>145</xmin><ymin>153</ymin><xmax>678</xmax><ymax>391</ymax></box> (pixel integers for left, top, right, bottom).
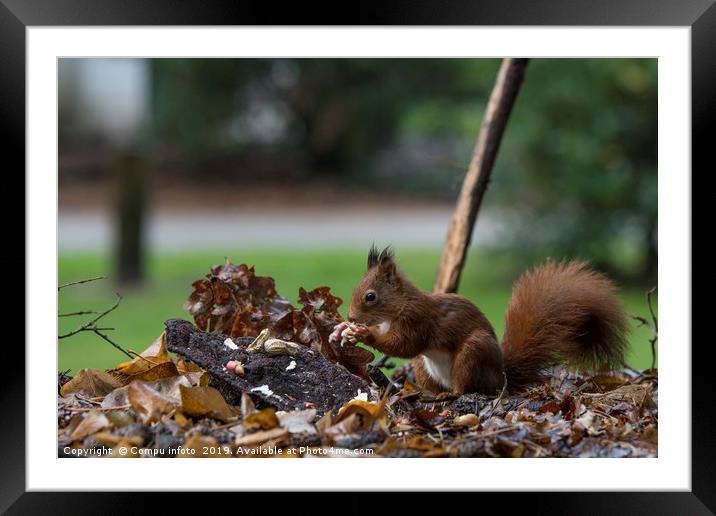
<box><xmin>58</xmin><ymin>206</ymin><xmax>503</xmax><ymax>251</ymax></box>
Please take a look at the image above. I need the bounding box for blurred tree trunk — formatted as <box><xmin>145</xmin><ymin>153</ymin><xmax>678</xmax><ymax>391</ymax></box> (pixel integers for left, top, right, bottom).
<box><xmin>113</xmin><ymin>151</ymin><xmax>146</xmax><ymax>285</ymax></box>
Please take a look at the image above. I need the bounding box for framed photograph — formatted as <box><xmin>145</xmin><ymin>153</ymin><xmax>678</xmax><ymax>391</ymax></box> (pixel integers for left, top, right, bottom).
<box><xmin>6</xmin><ymin>0</ymin><xmax>706</xmax><ymax>510</ymax></box>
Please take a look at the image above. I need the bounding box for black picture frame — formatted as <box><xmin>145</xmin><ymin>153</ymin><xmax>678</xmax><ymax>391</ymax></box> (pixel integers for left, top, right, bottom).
<box><xmin>5</xmin><ymin>1</ymin><xmax>707</xmax><ymax>512</ymax></box>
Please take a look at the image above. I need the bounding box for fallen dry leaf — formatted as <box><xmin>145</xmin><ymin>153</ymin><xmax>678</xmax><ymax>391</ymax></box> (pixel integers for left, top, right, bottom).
<box><xmin>60</xmin><ymin>368</ymin><xmax>123</xmax><ymax>397</ymax></box>
<box><xmin>127</xmin><ymin>381</ymin><xmax>178</xmax><ymax>424</ymax></box>
<box><xmin>244</xmin><ymin>408</ymin><xmax>279</xmax><ymax>430</ymax></box>
<box><xmin>70</xmin><ymin>411</ymin><xmax>111</xmax><ymax>441</ymax></box>
<box><xmin>277</xmin><ymin>409</ymin><xmax>317</xmax><ymax>434</ymax></box>
<box><xmin>235</xmin><ymin>427</ymin><xmax>289</xmax><ymax>447</ymax></box>
<box><xmin>179</xmin><ymin>385</ymin><xmax>236</xmax><ymax>422</ymax></box>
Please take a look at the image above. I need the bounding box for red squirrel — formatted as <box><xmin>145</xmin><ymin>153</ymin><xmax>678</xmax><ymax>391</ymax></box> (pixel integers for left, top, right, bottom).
<box><xmin>329</xmin><ymin>246</ymin><xmax>629</xmax><ymax>395</ymax></box>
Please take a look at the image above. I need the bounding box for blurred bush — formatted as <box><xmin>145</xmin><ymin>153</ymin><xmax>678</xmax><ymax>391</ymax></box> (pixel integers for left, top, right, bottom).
<box><xmin>60</xmin><ymin>58</ymin><xmax>656</xmax><ymax>283</ymax></box>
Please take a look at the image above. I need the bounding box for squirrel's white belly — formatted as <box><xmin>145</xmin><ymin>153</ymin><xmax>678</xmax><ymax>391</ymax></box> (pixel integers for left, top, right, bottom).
<box><xmin>421</xmin><ymin>349</ymin><xmax>453</xmax><ymax>390</ymax></box>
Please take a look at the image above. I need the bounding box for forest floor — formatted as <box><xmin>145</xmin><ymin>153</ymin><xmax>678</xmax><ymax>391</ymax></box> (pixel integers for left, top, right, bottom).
<box><xmin>58</xmin><ymin>332</ymin><xmax>658</xmax><ymax>459</ymax></box>
<box><xmin>58</xmin><ymin>261</ymin><xmax>658</xmax><ymax>459</ymax></box>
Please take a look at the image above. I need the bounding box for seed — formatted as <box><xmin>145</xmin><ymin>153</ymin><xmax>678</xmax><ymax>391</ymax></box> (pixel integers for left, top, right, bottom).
<box><xmin>454</xmin><ymin>413</ymin><xmax>480</xmax><ymax>427</ymax></box>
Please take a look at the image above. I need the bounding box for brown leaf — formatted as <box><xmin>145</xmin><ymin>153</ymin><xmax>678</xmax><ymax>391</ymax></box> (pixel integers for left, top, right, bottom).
<box><xmin>410</xmin><ymin>408</ymin><xmax>445</xmax><ymax>430</ymax></box>
<box><xmin>271</xmin><ymin>310</ymin><xmax>322</xmax><ymax>349</ymax></box>
<box><xmin>179</xmin><ymin>385</ymin><xmax>236</xmax><ymax>422</ymax></box>
<box><xmin>277</xmin><ymin>409</ymin><xmax>317</xmax><ymax>434</ymax></box>
<box><xmin>332</xmin><ymin>343</ymin><xmax>374</xmax><ymax>381</ymax></box>
<box><xmin>110</xmin><ymin>338</ymin><xmax>179</xmax><ymax>384</ymax></box>
<box><xmin>60</xmin><ymin>368</ymin><xmax>123</xmax><ymax>397</ymax></box>
<box><xmin>244</xmin><ymin>408</ymin><xmax>279</xmax><ymax>430</ymax></box>
<box><xmin>334</xmin><ymin>399</ymin><xmax>386</xmax><ymax>433</ymax></box>
<box><xmin>298</xmin><ymin>286</ymin><xmax>343</xmax><ymax>313</ymax></box>
<box><xmin>181</xmin><ymin>434</ymin><xmax>230</xmax><ymax>457</ymax></box>
<box><xmin>70</xmin><ymin>412</ymin><xmax>111</xmax><ymax>441</ymax></box>
<box><xmin>336</xmin><ymin>399</ymin><xmax>384</xmax><ymax>423</ymax></box>
<box><xmin>129</xmin><ymin>361</ymin><xmax>181</xmax><ymax>383</ymax></box>
<box><xmin>538</xmin><ymin>400</ymin><xmax>561</xmax><ymax>414</ymax></box>
<box><xmin>235</xmin><ymin>427</ymin><xmax>289</xmax><ymax>447</ymax></box>
<box><xmin>240</xmin><ymin>392</ymin><xmax>257</xmax><ymax>418</ymax></box>
<box><xmin>92</xmin><ymin>431</ymin><xmax>143</xmax><ymax>448</ymax></box>
<box><xmin>591</xmin><ymin>372</ymin><xmax>631</xmax><ymax>392</ymax></box>
<box><xmin>405</xmin><ymin>435</ymin><xmax>439</xmax><ymax>451</ymax></box>
<box><xmin>138</xmin><ymin>332</ymin><xmax>171</xmax><ymax>360</ymax></box>
<box><xmin>230</xmin><ymin>306</ymin><xmax>269</xmax><ymax>337</ymax></box>
<box><xmin>127</xmin><ymin>381</ymin><xmax>178</xmax><ymax>424</ymax></box>
<box><xmin>560</xmin><ymin>392</ymin><xmax>576</xmax><ymax>420</ymax></box>
<box><xmin>185</xmin><ymin>259</ymin><xmax>293</xmax><ymax>335</ymax></box>
<box><xmin>176</xmin><ymin>356</ymin><xmax>203</xmax><ymax>374</ymax></box>
<box><xmin>102</xmin><ymin>376</ymin><xmax>192</xmax><ymax>410</ymax></box>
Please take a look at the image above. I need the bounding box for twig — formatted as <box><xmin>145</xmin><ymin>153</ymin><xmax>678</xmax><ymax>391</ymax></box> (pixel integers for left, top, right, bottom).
<box><xmin>92</xmin><ymin>330</ymin><xmax>133</xmax><ymax>359</ymax></box>
<box><xmin>58</xmin><ymin>310</ymin><xmax>101</xmax><ymax>317</ymax></box>
<box><xmin>125</xmin><ymin>349</ymin><xmax>162</xmax><ymax>365</ymax></box>
<box><xmin>65</xmin><ymin>404</ymin><xmax>132</xmax><ymax>412</ymax></box>
<box><xmin>646</xmin><ymin>287</ymin><xmax>658</xmax><ymax>333</ymax></box>
<box><xmin>472</xmin><ymin>425</ymin><xmax>519</xmax><ymax>439</ymax></box>
<box><xmin>646</xmin><ymin>287</ymin><xmax>658</xmax><ymax>369</ymax></box>
<box><xmin>372</xmin><ymin>354</ymin><xmax>396</xmax><ymax>370</ymax></box>
<box><xmin>58</xmin><ymin>292</ymin><xmax>122</xmax><ymax>339</ymax></box>
<box><xmin>484</xmin><ymin>371</ymin><xmax>509</xmax><ymax>420</ymax></box>
<box><xmin>58</xmin><ymin>276</ymin><xmax>106</xmax><ymax>291</ymax></box>
<box><xmin>58</xmin><ymin>278</ymin><xmax>132</xmax><ymax>358</ymax></box>
<box><xmin>434</xmin><ymin>58</ymin><xmax>529</xmax><ymax>293</ymax></box>
<box><xmin>631</xmin><ymin>286</ymin><xmax>658</xmax><ymax>370</ymax></box>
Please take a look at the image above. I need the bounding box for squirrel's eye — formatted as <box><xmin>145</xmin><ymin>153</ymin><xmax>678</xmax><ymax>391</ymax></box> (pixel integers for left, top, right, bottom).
<box><xmin>364</xmin><ymin>291</ymin><xmax>377</xmax><ymax>304</ymax></box>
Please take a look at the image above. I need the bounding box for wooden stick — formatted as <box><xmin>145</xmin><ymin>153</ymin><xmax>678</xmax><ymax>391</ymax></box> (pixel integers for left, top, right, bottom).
<box><xmin>434</xmin><ymin>58</ymin><xmax>529</xmax><ymax>294</ymax></box>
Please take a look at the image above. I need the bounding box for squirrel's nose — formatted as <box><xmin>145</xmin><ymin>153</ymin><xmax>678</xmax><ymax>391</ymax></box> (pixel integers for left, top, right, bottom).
<box><xmin>348</xmin><ymin>316</ymin><xmax>355</xmax><ymax>323</ymax></box>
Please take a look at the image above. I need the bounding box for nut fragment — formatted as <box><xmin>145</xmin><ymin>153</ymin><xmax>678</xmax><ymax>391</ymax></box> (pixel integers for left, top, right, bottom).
<box><xmin>454</xmin><ymin>413</ymin><xmax>480</xmax><ymax>427</ymax></box>
<box><xmin>233</xmin><ymin>362</ymin><xmax>245</xmax><ymax>376</ymax></box>
<box><xmin>246</xmin><ymin>328</ymin><xmax>271</xmax><ymax>353</ymax></box>
<box><xmin>246</xmin><ymin>329</ymin><xmax>302</xmax><ymax>356</ymax></box>
<box><xmin>264</xmin><ymin>338</ymin><xmax>301</xmax><ymax>355</ymax></box>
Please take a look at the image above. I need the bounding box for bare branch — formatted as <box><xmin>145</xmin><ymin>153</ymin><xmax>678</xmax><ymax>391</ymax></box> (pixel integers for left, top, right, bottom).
<box><xmin>434</xmin><ymin>58</ymin><xmax>529</xmax><ymax>293</ymax></box>
<box><xmin>631</xmin><ymin>287</ymin><xmax>658</xmax><ymax>370</ymax></box>
<box><xmin>484</xmin><ymin>371</ymin><xmax>509</xmax><ymax>420</ymax></box>
<box><xmin>58</xmin><ymin>310</ymin><xmax>101</xmax><ymax>318</ymax></box>
<box><xmin>647</xmin><ymin>286</ymin><xmax>658</xmax><ymax>333</ymax></box>
<box><xmin>58</xmin><ymin>292</ymin><xmax>122</xmax><ymax>339</ymax></box>
<box><xmin>58</xmin><ymin>276</ymin><xmax>107</xmax><ymax>291</ymax></box>
<box><xmin>92</xmin><ymin>329</ymin><xmax>133</xmax><ymax>359</ymax></box>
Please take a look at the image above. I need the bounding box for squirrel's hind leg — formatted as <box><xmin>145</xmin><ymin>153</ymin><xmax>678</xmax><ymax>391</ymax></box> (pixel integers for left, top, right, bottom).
<box><xmin>451</xmin><ymin>330</ymin><xmax>504</xmax><ymax>395</ymax></box>
<box><xmin>412</xmin><ymin>356</ymin><xmax>449</xmax><ymax>394</ymax></box>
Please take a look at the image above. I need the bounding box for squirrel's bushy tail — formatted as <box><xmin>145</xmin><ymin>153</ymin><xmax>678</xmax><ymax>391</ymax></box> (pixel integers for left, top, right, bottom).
<box><xmin>502</xmin><ymin>260</ymin><xmax>629</xmax><ymax>391</ymax></box>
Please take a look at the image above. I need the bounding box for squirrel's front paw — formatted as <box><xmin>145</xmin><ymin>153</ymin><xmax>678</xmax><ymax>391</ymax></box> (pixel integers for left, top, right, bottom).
<box><xmin>340</xmin><ymin>323</ymin><xmax>370</xmax><ymax>346</ymax></box>
<box><xmin>329</xmin><ymin>321</ymin><xmax>350</xmax><ymax>344</ymax></box>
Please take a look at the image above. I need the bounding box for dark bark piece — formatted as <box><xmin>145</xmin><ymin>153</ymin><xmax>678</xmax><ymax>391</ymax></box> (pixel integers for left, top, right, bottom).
<box><xmin>164</xmin><ymin>319</ymin><xmax>372</xmax><ymax>415</ymax></box>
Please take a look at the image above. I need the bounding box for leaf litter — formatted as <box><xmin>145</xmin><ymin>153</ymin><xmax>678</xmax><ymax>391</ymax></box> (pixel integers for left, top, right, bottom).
<box><xmin>58</xmin><ymin>259</ymin><xmax>657</xmax><ymax>458</ymax></box>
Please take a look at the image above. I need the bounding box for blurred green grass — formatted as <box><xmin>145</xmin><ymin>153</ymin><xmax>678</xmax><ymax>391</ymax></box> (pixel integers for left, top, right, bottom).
<box><xmin>58</xmin><ymin>249</ymin><xmax>658</xmax><ymax>374</ymax></box>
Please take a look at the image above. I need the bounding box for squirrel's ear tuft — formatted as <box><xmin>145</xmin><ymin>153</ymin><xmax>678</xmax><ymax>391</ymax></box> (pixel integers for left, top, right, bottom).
<box><xmin>368</xmin><ymin>244</ymin><xmax>395</xmax><ymax>272</ymax></box>
<box><xmin>367</xmin><ymin>244</ymin><xmax>380</xmax><ymax>269</ymax></box>
<box><xmin>377</xmin><ymin>246</ymin><xmax>397</xmax><ymax>279</ymax></box>
<box><xmin>378</xmin><ymin>245</ymin><xmax>394</xmax><ymax>265</ymax></box>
